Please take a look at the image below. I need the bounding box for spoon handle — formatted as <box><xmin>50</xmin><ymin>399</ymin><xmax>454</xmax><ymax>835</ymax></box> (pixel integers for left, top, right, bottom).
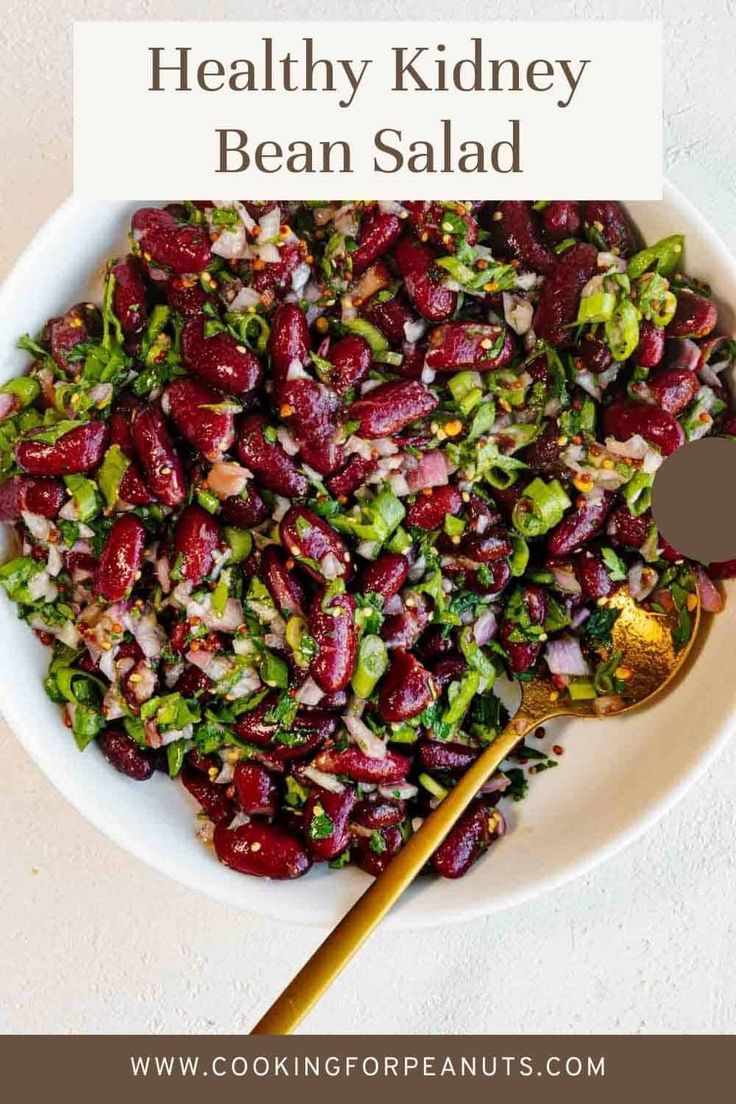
<box><xmin>250</xmin><ymin>712</ymin><xmax>540</xmax><ymax>1035</ymax></box>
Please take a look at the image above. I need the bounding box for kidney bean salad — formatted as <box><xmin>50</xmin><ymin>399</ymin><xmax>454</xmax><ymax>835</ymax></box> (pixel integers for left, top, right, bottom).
<box><xmin>0</xmin><ymin>198</ymin><xmax>734</xmax><ymax>881</ymax></box>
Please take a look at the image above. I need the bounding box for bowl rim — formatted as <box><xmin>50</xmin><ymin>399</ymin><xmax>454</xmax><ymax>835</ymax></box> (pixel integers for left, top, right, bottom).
<box><xmin>1</xmin><ymin>181</ymin><xmax>735</xmax><ymax>931</ymax></box>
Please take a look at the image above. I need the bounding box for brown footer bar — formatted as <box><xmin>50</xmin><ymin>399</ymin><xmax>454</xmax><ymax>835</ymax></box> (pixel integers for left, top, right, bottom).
<box><xmin>2</xmin><ymin>1034</ymin><xmax>733</xmax><ymax>1104</ymax></box>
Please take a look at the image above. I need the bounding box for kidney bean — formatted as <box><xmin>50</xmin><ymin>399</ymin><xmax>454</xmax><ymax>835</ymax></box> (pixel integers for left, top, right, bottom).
<box><xmin>638</xmin><ymin>365</ymin><xmax>700</xmax><ymax>416</ymax></box>
<box><xmin>181</xmin><ymin>316</ymin><xmax>263</xmax><ymax>396</ymax></box>
<box><xmin>172</xmin><ymin>505</ymin><xmax>221</xmax><ymax>584</ymax></box>
<box><xmin>93</xmin><ymin>515</ymin><xmax>147</xmax><ymax>602</ymax></box>
<box><xmin>348</xmin><ymin>379</ymin><xmax>438</xmax><ymax>439</ymax></box>
<box><xmin>635</xmin><ymin>320</ymin><xmax>666</xmax><ymax>367</ymax></box>
<box><xmin>460</xmin><ymin>530</ymin><xmax>514</xmax><ymax>563</ymax></box>
<box><xmin>417</xmin><ymin>739</ymin><xmax>478</xmax><ymax>776</ymax></box>
<box><xmin>181</xmin><ymin>766</ymin><xmax>235</xmax><ymax>825</ymax></box>
<box><xmin>418</xmin><ymin>626</ymin><xmax>455</xmax><ymax>662</ymax></box>
<box><xmin>280</xmin><ymin>505</ymin><xmax>352</xmax><ymax>582</ymax></box>
<box><xmin>132</xmin><ymin>206</ymin><xmax>176</xmax><ymax>234</ymax></box>
<box><xmin>234</xmin><ymin>694</ymin><xmax>337</xmax><ymax>748</ymax></box>
<box><xmin>405</xmin><ymin>485</ymin><xmax>463</xmax><ymax>530</ymax></box>
<box><xmin>187</xmin><ymin>748</ymin><xmax>220</xmax><ymax>775</ymax></box>
<box><xmin>309</xmin><ymin>589</ymin><xmax>358</xmax><ymax>693</ymax></box>
<box><xmin>236</xmin><ymin>414</ymin><xmax>309</xmax><ymax>498</ymax></box>
<box><xmin>533</xmin><ymin>242</ymin><xmax>598</xmax><ymax>347</ymax></box>
<box><xmin>16</xmin><ymin>419</ymin><xmax>108</xmax><ymax>476</ymax></box>
<box><xmin>378</xmin><ymin>648</ymin><xmax>435</xmax><ymax>722</ymax></box>
<box><xmin>381</xmin><ymin>592</ymin><xmax>429</xmax><ymax>651</ymax></box>
<box><xmin>165</xmin><ymin>274</ymin><xmax>216</xmax><ymax>318</ymax></box>
<box><xmin>522</xmin><ymin>583</ymin><xmax>549</xmax><ymax>625</ymax></box>
<box><xmin>707</xmin><ymin>559</ymin><xmax>736</xmax><ymax>580</ymax></box>
<box><xmin>354</xmin><ymin>824</ymin><xmax>404</xmax><ymax>876</ymax></box>
<box><xmin>250</xmin><ymin>240</ymin><xmax>304</xmax><ymax>295</ymax></box>
<box><xmin>443</xmin><ymin>557</ymin><xmax>512</xmax><ymax>598</ymax></box>
<box><xmin>41</xmin><ymin>303</ymin><xmax>101</xmax><ymax>375</ymax></box>
<box><xmin>668</xmin><ymin>290</ymin><xmax>718</xmax><ymax>338</ymax></box>
<box><xmin>578</xmin><ymin>549</ymin><xmax>615</xmax><ymax>599</ymax></box>
<box><xmin>393</xmin><ymin>237</ymin><xmax>457</xmax><ymax>322</ymax></box>
<box><xmin>522</xmin><ymin>420</ymin><xmax>565</xmax><ymax>475</ymax></box>
<box><xmin>174</xmin><ymin>664</ymin><xmax>214</xmax><ymax>700</ymax></box>
<box><xmin>219</xmin><ymin>486</ymin><xmax>268</xmax><ymax>531</ymax></box>
<box><xmin>547</xmin><ymin>492</ymin><xmax>611</xmax><ymax>556</ymax></box>
<box><xmin>165</xmin><ymin>377</ymin><xmax>236</xmax><ymax>459</ymax></box>
<box><xmin>312</xmin><ymin>744</ymin><xmax>411</xmax><ymax>784</ymax></box>
<box><xmin>606</xmin><ymin>503</ymin><xmax>651</xmax><ymax>549</ymax></box>
<box><xmin>322</xmin><ymin>335</ymin><xmax>372</xmax><ymax>395</ymax></box>
<box><xmin>499</xmin><ymin>620</ymin><xmax>541</xmax><ymax>674</ymax></box>
<box><xmin>214</xmin><ymin>821</ymin><xmax>311</xmax><ymax>878</ymax></box>
<box><xmin>432</xmin><ymin>798</ymin><xmax>494</xmax><ymax>879</ymax></box>
<box><xmin>278</xmin><ymin>377</ymin><xmax>344</xmax><ymax>475</ymax></box>
<box><xmin>465</xmin><ymin>494</ymin><xmax>503</xmax><ymax>533</ymax></box>
<box><xmin>491</xmin><ymin>201</ymin><xmax>558</xmax><ymax>274</ymax></box>
<box><xmin>98</xmin><ymin>725</ymin><xmax>155</xmax><ymax>781</ymax></box>
<box><xmin>326</xmin><ymin>455</ymin><xmax>378</xmax><ymax>500</ymax></box>
<box><xmin>602</xmin><ymin>400</ymin><xmax>685</xmax><ymax>455</ymax></box>
<box><xmin>362</xmin><ymin>552</ymin><xmax>409</xmax><ymax>600</ymax></box>
<box><xmin>261</xmin><ymin>545</ymin><xmax>306</xmax><ymax>616</ymax></box>
<box><xmin>130</xmin><ymin>406</ymin><xmax>186</xmax><ymax>505</ymax></box>
<box><xmin>138</xmin><ymin>220</ymin><xmax>212</xmax><ymax>276</ymax></box>
<box><xmin>541</xmin><ymin>200</ymin><xmax>582</xmax><ymax>243</ymax></box>
<box><xmin>268</xmin><ymin>303</ymin><xmax>311</xmax><ymax>396</ymax></box>
<box><xmin>118</xmin><ymin>465</ymin><xmax>155</xmax><ymax>506</ymax></box>
<box><xmin>233</xmin><ymin>761</ymin><xmax>279</xmax><ymax>817</ymax></box>
<box><xmin>351</xmin><ymin>794</ymin><xmax>405</xmax><ymax>830</ymax></box>
<box><xmin>426</xmin><ymin>323</ymin><xmax>515</xmax><ymax>372</ymax></box>
<box><xmin>304</xmin><ymin>786</ymin><xmax>357</xmax><ymax>861</ymax></box>
<box><xmin>110</xmin><ymin>256</ymin><xmax>147</xmax><ymax>333</ymax></box>
<box><xmin>0</xmin><ymin>476</ymin><xmax>65</xmax><ymax>521</ymax></box>
<box><xmin>573</xmin><ymin>333</ymin><xmax>613</xmax><ymax>375</ymax></box>
<box><xmin>352</xmin><ymin>210</ymin><xmax>403</xmax><ymax>275</ymax></box>
<box><xmin>361</xmin><ymin>292</ymin><xmax>418</xmax><ymax>345</ymax></box>
<box><xmin>583</xmin><ymin>201</ymin><xmax>635</xmax><ymax>257</ymax></box>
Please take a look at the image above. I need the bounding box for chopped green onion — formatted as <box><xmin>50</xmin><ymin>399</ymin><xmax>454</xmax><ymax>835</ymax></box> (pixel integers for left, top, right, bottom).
<box><xmin>442</xmin><ymin>669</ymin><xmax>480</xmax><ymax>725</ymax></box>
<box><xmin>351</xmin><ymin>634</ymin><xmax>388</xmax><ymax>699</ymax></box>
<box><xmin>509</xmin><ymin>534</ymin><xmax>530</xmax><ymax>577</ymax></box>
<box><xmin>1</xmin><ymin>377</ymin><xmax>40</xmax><ymax>407</ymax></box>
<box><xmin>97</xmin><ymin>445</ymin><xmax>131</xmax><ymax>510</ymax></box>
<box><xmin>259</xmin><ymin>650</ymin><xmax>289</xmax><ymax>689</ymax></box>
<box><xmin>567</xmin><ymin>678</ymin><xmax>597</xmax><ymax>701</ymax></box>
<box><xmin>622</xmin><ymin>470</ymin><xmax>653</xmax><ymax>517</ymax></box>
<box><xmin>627</xmin><ymin>234</ymin><xmax>684</xmax><ymax>279</ymax></box>
<box><xmin>223</xmin><ymin>526</ymin><xmax>252</xmax><ymax>563</ymax></box>
<box><xmin>577</xmin><ymin>290</ymin><xmax>617</xmax><ymax>324</ymax></box>
<box><xmin>196</xmin><ymin>488</ymin><xmax>220</xmax><ymax>514</ymax></box>
<box><xmin>512</xmin><ymin>478</ymin><xmax>572</xmax><ymax>538</ymax></box>
<box><xmin>418</xmin><ymin>772</ymin><xmax>448</xmax><ymax>800</ymax></box>
<box><xmin>167</xmin><ymin>739</ymin><xmax>187</xmax><ymax>778</ymax></box>
<box><xmin>63</xmin><ymin>475</ymin><xmax>101</xmax><ymax>523</ymax></box>
<box><xmin>604</xmin><ymin>297</ymin><xmax>641</xmax><ymax>362</ymax></box>
<box><xmin>339</xmin><ymin>317</ymin><xmax>388</xmax><ymax>353</ymax></box>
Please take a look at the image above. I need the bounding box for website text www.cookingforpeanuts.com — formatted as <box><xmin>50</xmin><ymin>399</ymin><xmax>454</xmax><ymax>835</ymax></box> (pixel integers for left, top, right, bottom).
<box><xmin>128</xmin><ymin>1052</ymin><xmax>606</xmax><ymax>1081</ymax></box>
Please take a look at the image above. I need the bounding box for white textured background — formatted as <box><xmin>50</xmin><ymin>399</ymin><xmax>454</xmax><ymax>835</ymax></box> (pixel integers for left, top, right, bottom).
<box><xmin>2</xmin><ymin>0</ymin><xmax>736</xmax><ymax>1035</ymax></box>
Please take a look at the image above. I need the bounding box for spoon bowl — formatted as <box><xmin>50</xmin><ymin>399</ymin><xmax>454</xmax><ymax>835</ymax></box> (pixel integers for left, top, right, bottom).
<box><xmin>252</xmin><ymin>586</ymin><xmax>701</xmax><ymax>1034</ymax></box>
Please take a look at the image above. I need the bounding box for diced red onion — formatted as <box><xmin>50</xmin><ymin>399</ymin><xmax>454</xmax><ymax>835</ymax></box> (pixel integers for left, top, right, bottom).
<box><xmin>627</xmin><ymin>561</ymin><xmax>659</xmax><ymax>602</ymax></box>
<box><xmin>344</xmin><ymin>714</ymin><xmax>387</xmax><ymax>759</ymax></box>
<box><xmin>473</xmin><ymin>608</ymin><xmax>498</xmax><ymax>646</ymax></box>
<box><xmin>0</xmin><ymin>392</ymin><xmax>17</xmax><ymax>421</ymax></box>
<box><xmin>695</xmin><ymin>565</ymin><xmax>723</xmax><ymax>612</ymax></box>
<box><xmin>302</xmin><ymin>766</ymin><xmax>346</xmax><ymax>793</ymax></box>
<box><xmin>295</xmin><ymin>677</ymin><xmax>324</xmax><ymax>706</ymax></box>
<box><xmin>378</xmin><ymin>781</ymin><xmax>418</xmax><ymax>800</ymax></box>
<box><xmin>545</xmin><ymin>634</ymin><xmax>591</xmax><ymax>676</ymax></box>
<box><xmin>550</xmin><ymin>564</ymin><xmax>582</xmax><ymax>595</ymax></box>
<box><xmin>479</xmin><ymin>773</ymin><xmax>512</xmax><ymax>796</ymax></box>
<box><xmin>406</xmin><ymin>450</ymin><xmax>449</xmax><ymax>493</ymax></box>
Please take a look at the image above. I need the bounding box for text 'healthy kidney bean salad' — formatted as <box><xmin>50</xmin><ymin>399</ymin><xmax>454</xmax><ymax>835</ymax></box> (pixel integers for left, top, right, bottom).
<box><xmin>1</xmin><ymin>199</ymin><xmax>734</xmax><ymax>881</ymax></box>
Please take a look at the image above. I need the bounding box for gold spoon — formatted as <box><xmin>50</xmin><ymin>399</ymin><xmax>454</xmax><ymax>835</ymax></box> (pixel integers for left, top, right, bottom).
<box><xmin>251</xmin><ymin>586</ymin><xmax>700</xmax><ymax>1035</ymax></box>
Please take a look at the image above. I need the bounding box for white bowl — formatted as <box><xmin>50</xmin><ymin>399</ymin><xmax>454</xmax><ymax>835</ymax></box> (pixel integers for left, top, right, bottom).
<box><xmin>1</xmin><ymin>185</ymin><xmax>735</xmax><ymax>929</ymax></box>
